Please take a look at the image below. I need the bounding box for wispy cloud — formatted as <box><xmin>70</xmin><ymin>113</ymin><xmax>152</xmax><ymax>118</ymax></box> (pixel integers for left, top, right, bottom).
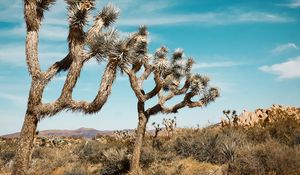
<box><xmin>279</xmin><ymin>0</ymin><xmax>300</xmax><ymax>8</ymax></box>
<box><xmin>0</xmin><ymin>1</ymin><xmax>295</xmax><ymax>27</ymax></box>
<box><xmin>270</xmin><ymin>43</ymin><xmax>298</xmax><ymax>55</ymax></box>
<box><xmin>0</xmin><ymin>45</ymin><xmax>26</xmax><ymax>66</ymax></box>
<box><xmin>0</xmin><ymin>1</ymin><xmax>22</xmax><ymax>23</ymax></box>
<box><xmin>259</xmin><ymin>56</ymin><xmax>300</xmax><ymax>79</ymax></box>
<box><xmin>0</xmin><ymin>24</ymin><xmax>68</xmax><ymax>41</ymax></box>
<box><xmin>137</xmin><ymin>1</ymin><xmax>178</xmax><ymax>13</ymax></box>
<box><xmin>53</xmin><ymin>76</ymin><xmax>67</xmax><ymax>81</ymax></box>
<box><xmin>116</xmin><ymin>77</ymin><xmax>128</xmax><ymax>82</ymax></box>
<box><xmin>0</xmin><ymin>45</ymin><xmax>66</xmax><ymax>67</ymax></box>
<box><xmin>193</xmin><ymin>61</ymin><xmax>240</xmax><ymax>69</ymax></box>
<box><xmin>0</xmin><ymin>25</ymin><xmax>25</xmax><ymax>38</ymax></box>
<box><xmin>0</xmin><ymin>93</ymin><xmax>27</xmax><ymax>106</ymax></box>
<box><xmin>118</xmin><ymin>11</ymin><xmax>294</xmax><ymax>26</ymax></box>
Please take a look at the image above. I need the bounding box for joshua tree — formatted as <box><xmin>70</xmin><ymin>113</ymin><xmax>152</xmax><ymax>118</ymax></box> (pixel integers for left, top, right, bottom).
<box><xmin>152</xmin><ymin>122</ymin><xmax>162</xmax><ymax>139</ymax></box>
<box><xmin>162</xmin><ymin>116</ymin><xmax>177</xmax><ymax>138</ymax></box>
<box><xmin>13</xmin><ymin>0</ymin><xmax>126</xmax><ymax>174</ymax></box>
<box><xmin>118</xmin><ymin>28</ymin><xmax>220</xmax><ymax>172</ymax></box>
<box><xmin>221</xmin><ymin>110</ymin><xmax>239</xmax><ymax>127</ymax></box>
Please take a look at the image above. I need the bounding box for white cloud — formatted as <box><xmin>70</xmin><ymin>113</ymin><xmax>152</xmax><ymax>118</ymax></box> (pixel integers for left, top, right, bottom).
<box><xmin>270</xmin><ymin>43</ymin><xmax>298</xmax><ymax>55</ymax></box>
<box><xmin>259</xmin><ymin>56</ymin><xmax>300</xmax><ymax>79</ymax></box>
<box><xmin>193</xmin><ymin>61</ymin><xmax>240</xmax><ymax>69</ymax></box>
<box><xmin>118</xmin><ymin>11</ymin><xmax>294</xmax><ymax>26</ymax></box>
<box><xmin>279</xmin><ymin>0</ymin><xmax>300</xmax><ymax>8</ymax></box>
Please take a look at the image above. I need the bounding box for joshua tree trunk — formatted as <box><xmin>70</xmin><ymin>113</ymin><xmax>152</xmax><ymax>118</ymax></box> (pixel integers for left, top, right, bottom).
<box><xmin>12</xmin><ymin>74</ymin><xmax>44</xmax><ymax>175</ymax></box>
<box><xmin>131</xmin><ymin>101</ymin><xmax>149</xmax><ymax>173</ymax></box>
<box><xmin>12</xmin><ymin>111</ymin><xmax>38</xmax><ymax>175</ymax></box>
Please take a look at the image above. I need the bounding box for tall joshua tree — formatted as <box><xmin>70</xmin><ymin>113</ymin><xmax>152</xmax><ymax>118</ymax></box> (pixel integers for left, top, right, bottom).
<box><xmin>13</xmin><ymin>0</ymin><xmax>124</xmax><ymax>174</ymax></box>
<box><xmin>119</xmin><ymin>28</ymin><xmax>220</xmax><ymax>172</ymax></box>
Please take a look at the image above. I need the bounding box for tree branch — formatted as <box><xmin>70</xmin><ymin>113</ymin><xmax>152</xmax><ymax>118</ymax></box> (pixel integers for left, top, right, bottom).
<box><xmin>144</xmin><ymin>71</ymin><xmax>163</xmax><ymax>100</ymax></box>
<box><xmin>139</xmin><ymin>63</ymin><xmax>152</xmax><ymax>82</ymax></box>
<box><xmin>38</xmin><ymin>59</ymin><xmax>118</xmax><ymax>117</ymax></box>
<box><xmin>43</xmin><ymin>52</ymin><xmax>94</xmax><ymax>83</ymax></box>
<box><xmin>126</xmin><ymin>69</ymin><xmax>146</xmax><ymax>102</ymax></box>
<box><xmin>24</xmin><ymin>0</ymin><xmax>42</xmax><ymax>77</ymax></box>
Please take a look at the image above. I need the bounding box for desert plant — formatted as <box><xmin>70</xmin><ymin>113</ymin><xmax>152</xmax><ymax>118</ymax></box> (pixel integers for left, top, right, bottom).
<box><xmin>64</xmin><ymin>167</ymin><xmax>87</xmax><ymax>175</ymax></box>
<box><xmin>117</xmin><ymin>27</ymin><xmax>219</xmax><ymax>172</ymax></box>
<box><xmin>0</xmin><ymin>151</ymin><xmax>15</xmax><ymax>163</ymax></box>
<box><xmin>229</xmin><ymin>140</ymin><xmax>300</xmax><ymax>175</ymax></box>
<box><xmin>162</xmin><ymin>116</ymin><xmax>177</xmax><ymax>138</ymax></box>
<box><xmin>74</xmin><ymin>141</ymin><xmax>104</xmax><ymax>164</ymax></box>
<box><xmin>13</xmin><ymin>0</ymin><xmax>147</xmax><ymax>173</ymax></box>
<box><xmin>221</xmin><ymin>109</ymin><xmax>239</xmax><ymax>127</ymax></box>
<box><xmin>152</xmin><ymin>122</ymin><xmax>162</xmax><ymax>139</ymax></box>
<box><xmin>99</xmin><ymin>148</ymin><xmax>131</xmax><ymax>175</ymax></box>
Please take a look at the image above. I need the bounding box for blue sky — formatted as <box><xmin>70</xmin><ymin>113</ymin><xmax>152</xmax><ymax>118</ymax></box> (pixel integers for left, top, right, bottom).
<box><xmin>0</xmin><ymin>0</ymin><xmax>300</xmax><ymax>135</ymax></box>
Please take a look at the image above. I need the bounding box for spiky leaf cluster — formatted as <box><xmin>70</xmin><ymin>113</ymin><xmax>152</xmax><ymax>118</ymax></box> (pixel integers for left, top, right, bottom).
<box><xmin>87</xmin><ymin>28</ymin><xmax>119</xmax><ymax>62</ymax></box>
<box><xmin>201</xmin><ymin>87</ymin><xmax>220</xmax><ymax>105</ymax></box>
<box><xmin>66</xmin><ymin>0</ymin><xmax>95</xmax><ymax>28</ymax></box>
<box><xmin>190</xmin><ymin>74</ymin><xmax>210</xmax><ymax>94</ymax></box>
<box><xmin>152</xmin><ymin>47</ymin><xmax>219</xmax><ymax>105</ymax></box>
<box><xmin>125</xmin><ymin>26</ymin><xmax>148</xmax><ymax>65</ymax></box>
<box><xmin>37</xmin><ymin>0</ymin><xmax>56</xmax><ymax>20</ymax></box>
<box><xmin>97</xmin><ymin>5</ymin><xmax>120</xmax><ymax>27</ymax></box>
<box><xmin>106</xmin><ymin>26</ymin><xmax>149</xmax><ymax>72</ymax></box>
<box><xmin>170</xmin><ymin>49</ymin><xmax>187</xmax><ymax>80</ymax></box>
<box><xmin>152</xmin><ymin>48</ymin><xmax>195</xmax><ymax>91</ymax></box>
<box><xmin>153</xmin><ymin>46</ymin><xmax>169</xmax><ymax>76</ymax></box>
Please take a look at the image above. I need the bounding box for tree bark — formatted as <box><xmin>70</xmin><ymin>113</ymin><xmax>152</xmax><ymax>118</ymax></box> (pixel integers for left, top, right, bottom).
<box><xmin>12</xmin><ymin>111</ymin><xmax>38</xmax><ymax>175</ymax></box>
<box><xmin>130</xmin><ymin>102</ymin><xmax>148</xmax><ymax>173</ymax></box>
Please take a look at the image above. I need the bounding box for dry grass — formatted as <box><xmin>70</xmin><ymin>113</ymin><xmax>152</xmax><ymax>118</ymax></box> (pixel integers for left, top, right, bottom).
<box><xmin>1</xmin><ymin>115</ymin><xmax>300</xmax><ymax>175</ymax></box>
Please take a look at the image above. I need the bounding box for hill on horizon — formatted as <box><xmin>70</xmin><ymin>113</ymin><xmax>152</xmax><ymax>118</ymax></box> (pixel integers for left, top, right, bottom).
<box><xmin>1</xmin><ymin>127</ymin><xmax>125</xmax><ymax>139</ymax></box>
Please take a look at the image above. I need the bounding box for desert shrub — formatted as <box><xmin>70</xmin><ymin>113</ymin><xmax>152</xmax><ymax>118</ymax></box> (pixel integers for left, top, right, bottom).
<box><xmin>229</xmin><ymin>140</ymin><xmax>300</xmax><ymax>175</ymax></box>
<box><xmin>140</xmin><ymin>146</ymin><xmax>157</xmax><ymax>168</ymax></box>
<box><xmin>28</xmin><ymin>147</ymin><xmax>75</xmax><ymax>175</ymax></box>
<box><xmin>265</xmin><ymin>117</ymin><xmax>300</xmax><ymax>146</ymax></box>
<box><xmin>63</xmin><ymin>166</ymin><xmax>88</xmax><ymax>175</ymax></box>
<box><xmin>245</xmin><ymin>126</ymin><xmax>270</xmax><ymax>144</ymax></box>
<box><xmin>138</xmin><ymin>140</ymin><xmax>177</xmax><ymax>170</ymax></box>
<box><xmin>0</xmin><ymin>139</ymin><xmax>17</xmax><ymax>164</ymax></box>
<box><xmin>0</xmin><ymin>151</ymin><xmax>15</xmax><ymax>163</ymax></box>
<box><xmin>145</xmin><ymin>158</ymin><xmax>223</xmax><ymax>175</ymax></box>
<box><xmin>219</xmin><ymin>128</ymin><xmax>247</xmax><ymax>162</ymax></box>
<box><xmin>145</xmin><ymin>161</ymin><xmax>183</xmax><ymax>175</ymax></box>
<box><xmin>99</xmin><ymin>148</ymin><xmax>130</xmax><ymax>175</ymax></box>
<box><xmin>31</xmin><ymin>147</ymin><xmax>48</xmax><ymax>159</ymax></box>
<box><xmin>74</xmin><ymin>140</ymin><xmax>106</xmax><ymax>164</ymax></box>
<box><xmin>245</xmin><ymin>117</ymin><xmax>300</xmax><ymax>146</ymax></box>
<box><xmin>168</xmin><ymin>128</ymin><xmax>224</xmax><ymax>164</ymax></box>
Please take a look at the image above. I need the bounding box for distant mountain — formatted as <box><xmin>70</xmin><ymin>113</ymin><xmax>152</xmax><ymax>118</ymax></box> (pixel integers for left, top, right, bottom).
<box><xmin>1</xmin><ymin>127</ymin><xmax>120</xmax><ymax>139</ymax></box>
